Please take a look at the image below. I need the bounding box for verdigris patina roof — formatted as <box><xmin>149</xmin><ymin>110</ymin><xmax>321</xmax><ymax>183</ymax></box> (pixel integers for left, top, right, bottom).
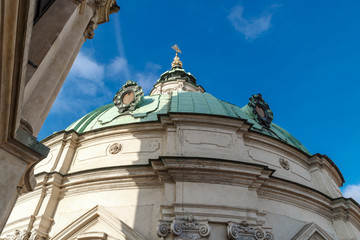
<box><xmin>66</xmin><ymin>91</ymin><xmax>310</xmax><ymax>155</ymax></box>
<box><xmin>157</xmin><ymin>67</ymin><xmax>197</xmax><ymax>85</ymax></box>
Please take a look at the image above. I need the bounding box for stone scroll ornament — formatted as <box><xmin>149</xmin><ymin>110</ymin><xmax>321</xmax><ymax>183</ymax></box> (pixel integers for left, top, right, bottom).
<box><xmin>227</xmin><ymin>222</ymin><xmax>274</xmax><ymax>240</ymax></box>
<box><xmin>157</xmin><ymin>215</ymin><xmax>210</xmax><ymax>240</ymax></box>
<box><xmin>248</xmin><ymin>94</ymin><xmax>274</xmax><ymax>128</ymax></box>
<box><xmin>113</xmin><ymin>80</ymin><xmax>144</xmax><ymax>114</ymax></box>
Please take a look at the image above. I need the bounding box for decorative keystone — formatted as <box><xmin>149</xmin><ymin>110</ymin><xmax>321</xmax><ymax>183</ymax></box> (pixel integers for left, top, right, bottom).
<box><xmin>113</xmin><ymin>80</ymin><xmax>144</xmax><ymax>114</ymax></box>
<box><xmin>248</xmin><ymin>94</ymin><xmax>273</xmax><ymax>128</ymax></box>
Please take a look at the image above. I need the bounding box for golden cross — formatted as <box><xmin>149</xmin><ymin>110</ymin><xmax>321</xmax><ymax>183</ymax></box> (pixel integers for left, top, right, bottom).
<box><xmin>172</xmin><ymin>44</ymin><xmax>182</xmax><ymax>54</ymax></box>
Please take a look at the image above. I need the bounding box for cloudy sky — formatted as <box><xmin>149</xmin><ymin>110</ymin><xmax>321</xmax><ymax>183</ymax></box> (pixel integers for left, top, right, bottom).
<box><xmin>38</xmin><ymin>0</ymin><xmax>360</xmax><ymax>202</ymax></box>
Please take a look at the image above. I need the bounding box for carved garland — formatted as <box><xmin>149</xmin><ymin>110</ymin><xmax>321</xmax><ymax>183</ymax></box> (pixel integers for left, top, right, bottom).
<box><xmin>157</xmin><ymin>215</ymin><xmax>210</xmax><ymax>240</ymax></box>
<box><xmin>227</xmin><ymin>222</ymin><xmax>274</xmax><ymax>240</ymax></box>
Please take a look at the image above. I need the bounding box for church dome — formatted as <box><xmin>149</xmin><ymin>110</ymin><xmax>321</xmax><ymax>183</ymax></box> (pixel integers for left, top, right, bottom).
<box><xmin>2</xmin><ymin>46</ymin><xmax>356</xmax><ymax>240</ymax></box>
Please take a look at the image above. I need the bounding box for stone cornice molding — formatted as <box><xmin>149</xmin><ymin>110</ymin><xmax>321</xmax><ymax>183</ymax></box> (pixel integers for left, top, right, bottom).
<box><xmin>161</xmin><ymin>203</ymin><xmax>268</xmax><ymax>226</ymax></box>
<box><xmin>309</xmin><ymin>154</ymin><xmax>344</xmax><ymax>187</ymax></box>
<box><xmin>258</xmin><ymin>177</ymin><xmax>334</xmax><ymax>220</ymax></box>
<box><xmin>59</xmin><ymin>166</ymin><xmax>161</xmax><ymax>197</ymax></box>
<box><xmin>32</xmin><ymin>156</ymin><xmax>359</xmax><ymax>226</ymax></box>
<box><xmin>6</xmin><ymin>157</ymin><xmax>360</xmax><ymax>238</ymax></box>
<box><xmin>332</xmin><ymin>198</ymin><xmax>360</xmax><ymax>230</ymax></box>
<box><xmin>150</xmin><ymin>157</ymin><xmax>274</xmax><ymax>189</ymax></box>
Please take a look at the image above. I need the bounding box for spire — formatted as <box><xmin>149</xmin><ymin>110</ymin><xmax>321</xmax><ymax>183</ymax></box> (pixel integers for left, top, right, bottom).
<box><xmin>171</xmin><ymin>44</ymin><xmax>183</xmax><ymax>68</ymax></box>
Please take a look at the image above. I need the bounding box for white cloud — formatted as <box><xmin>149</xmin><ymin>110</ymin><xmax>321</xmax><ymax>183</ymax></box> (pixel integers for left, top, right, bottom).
<box><xmin>134</xmin><ymin>72</ymin><xmax>157</xmax><ymax>94</ymax></box>
<box><xmin>69</xmin><ymin>52</ymin><xmax>104</xmax><ymax>82</ymax></box>
<box><xmin>107</xmin><ymin>56</ymin><xmax>131</xmax><ymax>79</ymax></box>
<box><xmin>50</xmin><ymin>50</ymin><xmax>162</xmax><ymax>116</ymax></box>
<box><xmin>228</xmin><ymin>5</ymin><xmax>278</xmax><ymax>40</ymax></box>
<box><xmin>145</xmin><ymin>62</ymin><xmax>162</xmax><ymax>71</ymax></box>
<box><xmin>132</xmin><ymin>62</ymin><xmax>162</xmax><ymax>94</ymax></box>
<box><xmin>50</xmin><ymin>52</ymin><xmax>111</xmax><ymax>115</ymax></box>
<box><xmin>106</xmin><ymin>58</ymin><xmax>161</xmax><ymax>94</ymax></box>
<box><xmin>343</xmin><ymin>184</ymin><xmax>360</xmax><ymax>203</ymax></box>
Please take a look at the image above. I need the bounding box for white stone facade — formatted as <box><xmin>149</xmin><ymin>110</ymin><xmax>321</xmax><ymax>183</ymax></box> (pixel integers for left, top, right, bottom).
<box><xmin>1</xmin><ymin>113</ymin><xmax>359</xmax><ymax>240</ymax></box>
<box><xmin>150</xmin><ymin>79</ymin><xmax>205</xmax><ymax>96</ymax></box>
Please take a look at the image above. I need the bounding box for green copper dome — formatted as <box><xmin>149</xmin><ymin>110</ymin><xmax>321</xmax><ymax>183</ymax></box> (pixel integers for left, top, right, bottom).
<box><xmin>65</xmin><ymin>91</ymin><xmax>310</xmax><ymax>155</ymax></box>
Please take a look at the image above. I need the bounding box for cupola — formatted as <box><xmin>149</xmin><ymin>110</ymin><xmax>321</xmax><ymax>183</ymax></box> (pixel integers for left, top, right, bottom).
<box><xmin>149</xmin><ymin>44</ymin><xmax>205</xmax><ymax>95</ymax></box>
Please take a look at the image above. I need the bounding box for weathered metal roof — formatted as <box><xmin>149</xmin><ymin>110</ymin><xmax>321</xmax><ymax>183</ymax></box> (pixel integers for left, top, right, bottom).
<box><xmin>66</xmin><ymin>92</ymin><xmax>310</xmax><ymax>155</ymax></box>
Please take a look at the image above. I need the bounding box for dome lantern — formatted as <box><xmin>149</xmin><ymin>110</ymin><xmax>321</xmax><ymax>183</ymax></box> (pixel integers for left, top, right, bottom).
<box><xmin>149</xmin><ymin>44</ymin><xmax>205</xmax><ymax>95</ymax></box>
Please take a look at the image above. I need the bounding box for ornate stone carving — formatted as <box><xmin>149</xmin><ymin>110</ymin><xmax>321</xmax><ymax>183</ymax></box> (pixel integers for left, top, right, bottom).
<box><xmin>95</xmin><ymin>0</ymin><xmax>106</xmax><ymax>8</ymax></box>
<box><xmin>109</xmin><ymin>143</ymin><xmax>122</xmax><ymax>154</ymax></box>
<box><xmin>83</xmin><ymin>0</ymin><xmax>120</xmax><ymax>39</ymax></box>
<box><xmin>113</xmin><ymin>80</ymin><xmax>144</xmax><ymax>114</ymax></box>
<box><xmin>157</xmin><ymin>222</ymin><xmax>171</xmax><ymax>238</ymax></box>
<box><xmin>157</xmin><ymin>215</ymin><xmax>210</xmax><ymax>240</ymax></box>
<box><xmin>279</xmin><ymin>158</ymin><xmax>290</xmax><ymax>170</ymax></box>
<box><xmin>227</xmin><ymin>222</ymin><xmax>273</xmax><ymax>240</ymax></box>
<box><xmin>248</xmin><ymin>94</ymin><xmax>273</xmax><ymax>128</ymax></box>
<box><xmin>264</xmin><ymin>232</ymin><xmax>274</xmax><ymax>240</ymax></box>
<box><xmin>84</xmin><ymin>17</ymin><xmax>96</xmax><ymax>39</ymax></box>
<box><xmin>4</xmin><ymin>230</ymin><xmax>45</xmax><ymax>240</ymax></box>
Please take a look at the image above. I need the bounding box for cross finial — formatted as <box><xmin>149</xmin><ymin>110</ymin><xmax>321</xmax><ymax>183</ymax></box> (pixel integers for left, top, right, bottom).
<box><xmin>172</xmin><ymin>44</ymin><xmax>182</xmax><ymax>54</ymax></box>
<box><xmin>171</xmin><ymin>44</ymin><xmax>183</xmax><ymax>68</ymax></box>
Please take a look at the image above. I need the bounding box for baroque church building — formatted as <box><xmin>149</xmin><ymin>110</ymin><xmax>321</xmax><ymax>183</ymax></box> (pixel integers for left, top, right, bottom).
<box><xmin>1</xmin><ymin>49</ymin><xmax>360</xmax><ymax>240</ymax></box>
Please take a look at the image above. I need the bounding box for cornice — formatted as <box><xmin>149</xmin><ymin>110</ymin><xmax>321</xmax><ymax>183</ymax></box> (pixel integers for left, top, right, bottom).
<box><xmin>310</xmin><ymin>153</ymin><xmax>344</xmax><ymax>186</ymax></box>
<box><xmin>8</xmin><ymin>156</ymin><xmax>360</xmax><ymax>235</ymax></box>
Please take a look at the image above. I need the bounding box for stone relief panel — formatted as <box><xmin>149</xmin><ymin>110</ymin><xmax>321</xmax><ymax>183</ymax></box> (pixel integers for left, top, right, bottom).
<box><xmin>71</xmin><ymin>137</ymin><xmax>162</xmax><ymax>172</ymax></box>
<box><xmin>180</xmin><ymin>128</ymin><xmax>234</xmax><ymax>156</ymax></box>
<box><xmin>247</xmin><ymin>148</ymin><xmax>311</xmax><ymax>183</ymax></box>
<box><xmin>227</xmin><ymin>222</ymin><xmax>274</xmax><ymax>240</ymax></box>
<box><xmin>74</xmin><ymin>139</ymin><xmax>160</xmax><ymax>161</ymax></box>
<box><xmin>157</xmin><ymin>215</ymin><xmax>210</xmax><ymax>240</ymax></box>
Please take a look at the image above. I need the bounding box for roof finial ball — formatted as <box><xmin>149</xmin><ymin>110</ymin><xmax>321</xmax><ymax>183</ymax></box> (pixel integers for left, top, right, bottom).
<box><xmin>171</xmin><ymin>44</ymin><xmax>183</xmax><ymax>68</ymax></box>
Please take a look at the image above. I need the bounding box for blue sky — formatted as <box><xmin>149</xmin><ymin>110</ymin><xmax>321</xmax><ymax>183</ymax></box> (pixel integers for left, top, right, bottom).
<box><xmin>39</xmin><ymin>1</ymin><xmax>360</xmax><ymax>200</ymax></box>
